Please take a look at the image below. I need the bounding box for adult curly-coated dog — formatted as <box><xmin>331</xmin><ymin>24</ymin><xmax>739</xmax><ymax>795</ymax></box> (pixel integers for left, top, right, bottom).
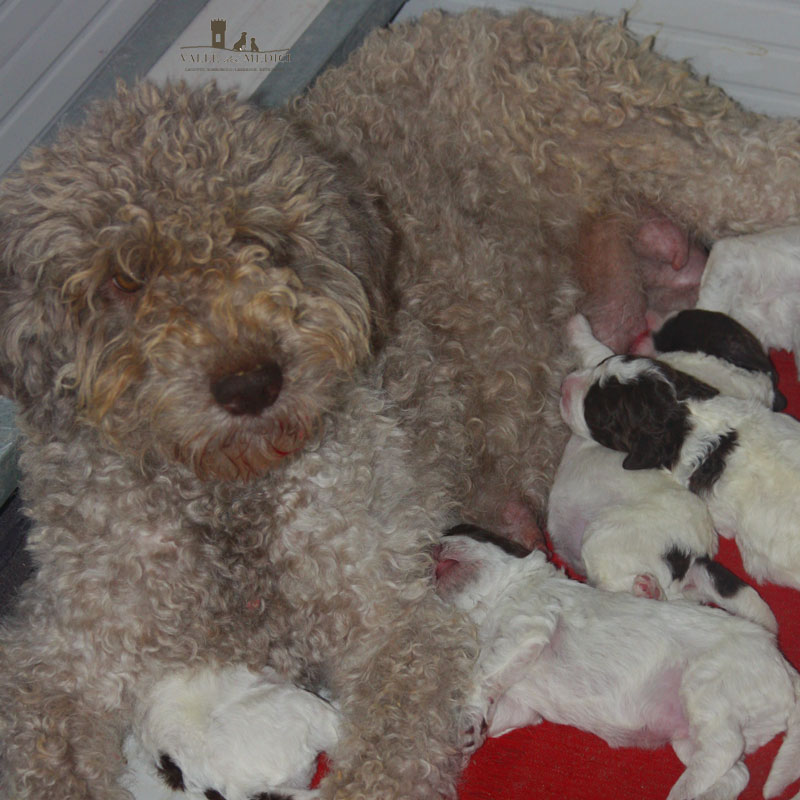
<box><xmin>3</xmin><ymin>8</ymin><xmax>800</xmax><ymax>800</ymax></box>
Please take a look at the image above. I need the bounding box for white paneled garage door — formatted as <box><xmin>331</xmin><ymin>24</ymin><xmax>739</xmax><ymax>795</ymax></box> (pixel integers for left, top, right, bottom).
<box><xmin>398</xmin><ymin>0</ymin><xmax>800</xmax><ymax>117</ymax></box>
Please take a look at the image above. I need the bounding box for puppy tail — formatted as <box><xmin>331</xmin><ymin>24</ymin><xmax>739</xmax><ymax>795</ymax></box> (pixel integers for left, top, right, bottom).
<box><xmin>679</xmin><ymin>557</ymin><xmax>777</xmax><ymax>633</ymax></box>
<box><xmin>764</xmin><ymin>680</ymin><xmax>800</xmax><ymax>799</ymax></box>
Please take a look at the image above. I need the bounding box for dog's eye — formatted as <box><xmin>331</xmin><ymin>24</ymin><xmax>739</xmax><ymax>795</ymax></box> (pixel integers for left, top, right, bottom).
<box><xmin>111</xmin><ymin>272</ymin><xmax>144</xmax><ymax>293</ymax></box>
<box><xmin>234</xmin><ymin>232</ymin><xmax>266</xmax><ymax>250</ymax></box>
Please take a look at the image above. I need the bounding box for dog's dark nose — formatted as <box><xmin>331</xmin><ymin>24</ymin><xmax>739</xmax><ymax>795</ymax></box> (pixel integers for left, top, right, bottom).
<box><xmin>211</xmin><ymin>361</ymin><xmax>283</xmax><ymax>416</ymax></box>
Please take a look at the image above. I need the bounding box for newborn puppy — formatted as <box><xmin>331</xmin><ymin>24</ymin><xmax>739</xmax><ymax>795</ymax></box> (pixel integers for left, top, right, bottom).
<box><xmin>634</xmin><ymin>309</ymin><xmax>786</xmax><ymax>411</ymax></box>
<box><xmin>438</xmin><ymin>527</ymin><xmax>800</xmax><ymax>800</ymax></box>
<box><xmin>122</xmin><ymin>665</ymin><xmax>339</xmax><ymax>800</ymax></box>
<box><xmin>547</xmin><ymin>435</ymin><xmax>776</xmax><ymax>630</ymax></box>
<box><xmin>549</xmin><ymin>316</ymin><xmax>775</xmax><ymax>630</ymax></box>
<box><xmin>696</xmin><ymin>226</ymin><xmax>800</xmax><ymax>370</ymax></box>
<box><xmin>561</xmin><ymin>352</ymin><xmax>800</xmax><ymax>591</ymax></box>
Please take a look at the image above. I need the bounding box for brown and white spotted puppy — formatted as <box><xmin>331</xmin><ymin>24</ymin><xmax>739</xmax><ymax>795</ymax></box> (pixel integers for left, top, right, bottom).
<box><xmin>561</xmin><ymin>351</ymin><xmax>800</xmax><ymax>592</ymax></box>
<box><xmin>547</xmin><ymin>315</ymin><xmax>776</xmax><ymax>629</ymax></box>
<box><xmin>633</xmin><ymin>308</ymin><xmax>786</xmax><ymax>411</ymax></box>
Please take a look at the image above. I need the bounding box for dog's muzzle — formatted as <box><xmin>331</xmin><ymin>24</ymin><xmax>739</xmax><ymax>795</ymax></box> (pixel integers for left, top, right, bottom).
<box><xmin>211</xmin><ymin>361</ymin><xmax>283</xmax><ymax>416</ymax></box>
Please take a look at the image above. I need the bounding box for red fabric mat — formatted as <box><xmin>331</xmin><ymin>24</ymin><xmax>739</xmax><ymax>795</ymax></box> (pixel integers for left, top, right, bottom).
<box><xmin>459</xmin><ymin>349</ymin><xmax>800</xmax><ymax>800</ymax></box>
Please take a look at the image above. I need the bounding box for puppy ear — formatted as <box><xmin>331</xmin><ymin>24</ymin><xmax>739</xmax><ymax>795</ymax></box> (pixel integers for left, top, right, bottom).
<box><xmin>443</xmin><ymin>523</ymin><xmax>532</xmax><ymax>558</ymax></box>
<box><xmin>621</xmin><ymin>399</ymin><xmax>689</xmax><ymax>470</ymax></box>
<box><xmin>662</xmin><ymin>364</ymin><xmax>718</xmax><ymax>402</ymax></box>
<box><xmin>772</xmin><ymin>390</ymin><xmax>788</xmax><ymax>412</ymax></box>
<box><xmin>622</xmin><ymin>445</ymin><xmax>659</xmax><ymax>470</ymax></box>
<box><xmin>585</xmin><ymin>370</ymin><xmax>690</xmax><ymax>470</ymax></box>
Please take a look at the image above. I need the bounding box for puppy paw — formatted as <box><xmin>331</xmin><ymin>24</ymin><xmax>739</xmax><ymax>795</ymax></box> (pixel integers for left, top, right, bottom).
<box><xmin>566</xmin><ymin>314</ymin><xmax>614</xmax><ymax>366</ymax></box>
<box><xmin>632</xmin><ymin>573</ymin><xmax>664</xmax><ymax>600</ymax></box>
<box><xmin>566</xmin><ymin>313</ymin><xmax>592</xmax><ymax>345</ymax></box>
<box><xmin>460</xmin><ymin>700</ymin><xmax>492</xmax><ymax>756</ymax></box>
<box><xmin>461</xmin><ymin>716</ymin><xmax>489</xmax><ymax>755</ymax></box>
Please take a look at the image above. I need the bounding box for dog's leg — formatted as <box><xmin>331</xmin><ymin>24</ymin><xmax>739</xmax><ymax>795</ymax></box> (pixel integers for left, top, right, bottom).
<box><xmin>679</xmin><ymin>558</ymin><xmax>778</xmax><ymax>632</ymax></box>
<box><xmin>667</xmin><ymin>729</ymin><xmax>746</xmax><ymax>800</ymax></box>
<box><xmin>319</xmin><ymin>597</ymin><xmax>476</xmax><ymax>800</ymax></box>
<box><xmin>697</xmin><ymin>764</ymin><xmax>749</xmax><ymax>800</ymax></box>
<box><xmin>671</xmin><ymin>739</ymin><xmax>749</xmax><ymax>800</ymax></box>
<box><xmin>498</xmin><ymin>499</ymin><xmax>547</xmax><ymax>551</ymax></box>
<box><xmin>0</xmin><ymin>673</ymin><xmax>130</xmax><ymax>799</ymax></box>
<box><xmin>575</xmin><ymin>210</ymin><xmax>707</xmax><ymax>353</ymax></box>
<box><xmin>565</xmin><ymin>313</ymin><xmax>614</xmax><ymax>367</ymax></box>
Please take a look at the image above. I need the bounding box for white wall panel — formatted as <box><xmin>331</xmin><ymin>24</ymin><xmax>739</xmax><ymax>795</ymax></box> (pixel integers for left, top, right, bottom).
<box><xmin>398</xmin><ymin>0</ymin><xmax>800</xmax><ymax>117</ymax></box>
<box><xmin>0</xmin><ymin>0</ymin><xmax>160</xmax><ymax>175</ymax></box>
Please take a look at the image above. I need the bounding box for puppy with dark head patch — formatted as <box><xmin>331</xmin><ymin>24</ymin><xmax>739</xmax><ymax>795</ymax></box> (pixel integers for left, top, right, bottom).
<box><xmin>563</xmin><ymin>341</ymin><xmax>800</xmax><ymax>592</ymax></box>
<box><xmin>561</xmin><ymin>352</ymin><xmax>718</xmax><ymax>471</ymax></box>
<box><xmin>548</xmin><ymin>315</ymin><xmax>775</xmax><ymax>629</ymax></box>
<box><xmin>634</xmin><ymin>309</ymin><xmax>786</xmax><ymax>411</ymax></box>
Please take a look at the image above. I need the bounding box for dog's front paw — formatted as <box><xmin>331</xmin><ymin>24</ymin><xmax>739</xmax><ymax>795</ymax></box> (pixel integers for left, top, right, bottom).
<box><xmin>566</xmin><ymin>314</ymin><xmax>614</xmax><ymax>366</ymax></box>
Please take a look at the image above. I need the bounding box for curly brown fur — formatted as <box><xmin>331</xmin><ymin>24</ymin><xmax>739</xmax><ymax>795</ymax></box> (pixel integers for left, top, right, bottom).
<box><xmin>4</xmin><ymin>7</ymin><xmax>800</xmax><ymax>800</ymax></box>
<box><xmin>0</xmin><ymin>82</ymin><xmax>475</xmax><ymax>800</ymax></box>
<box><xmin>291</xmin><ymin>8</ymin><xmax>800</xmax><ymax>538</ymax></box>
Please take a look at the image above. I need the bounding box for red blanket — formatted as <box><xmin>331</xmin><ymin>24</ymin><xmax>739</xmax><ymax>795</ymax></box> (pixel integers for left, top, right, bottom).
<box><xmin>459</xmin><ymin>350</ymin><xmax>800</xmax><ymax>800</ymax></box>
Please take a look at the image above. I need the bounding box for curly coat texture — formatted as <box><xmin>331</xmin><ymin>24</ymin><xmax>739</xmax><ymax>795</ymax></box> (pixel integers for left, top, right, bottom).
<box><xmin>3</xmin><ymin>7</ymin><xmax>800</xmax><ymax>799</ymax></box>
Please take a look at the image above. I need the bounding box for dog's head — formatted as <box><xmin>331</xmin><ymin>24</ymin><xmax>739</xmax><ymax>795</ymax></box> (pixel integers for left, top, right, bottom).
<box><xmin>648</xmin><ymin>309</ymin><xmax>786</xmax><ymax>411</ymax></box>
<box><xmin>435</xmin><ymin>524</ymin><xmax>537</xmax><ymax>611</ymax></box>
<box><xmin>0</xmin><ymin>82</ymin><xmax>394</xmax><ymax>480</ymax></box>
<box><xmin>560</xmin><ymin>355</ymin><xmax>719</xmax><ymax>470</ymax></box>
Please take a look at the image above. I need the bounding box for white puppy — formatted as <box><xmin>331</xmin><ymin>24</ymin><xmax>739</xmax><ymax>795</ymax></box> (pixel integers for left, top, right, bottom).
<box><xmin>697</xmin><ymin>225</ymin><xmax>800</xmax><ymax>369</ymax></box>
<box><xmin>561</xmin><ymin>351</ymin><xmax>800</xmax><ymax>592</ymax></box>
<box><xmin>548</xmin><ymin>316</ymin><xmax>776</xmax><ymax>629</ymax></box>
<box><xmin>437</xmin><ymin>527</ymin><xmax>800</xmax><ymax>800</ymax></box>
<box><xmin>122</xmin><ymin>665</ymin><xmax>340</xmax><ymax>800</ymax></box>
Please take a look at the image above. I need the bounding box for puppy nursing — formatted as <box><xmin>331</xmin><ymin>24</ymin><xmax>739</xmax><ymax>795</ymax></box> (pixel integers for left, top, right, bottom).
<box><xmin>635</xmin><ymin>308</ymin><xmax>786</xmax><ymax>411</ymax></box>
<box><xmin>696</xmin><ymin>226</ymin><xmax>800</xmax><ymax>369</ymax></box>
<box><xmin>561</xmin><ymin>318</ymin><xmax>800</xmax><ymax>592</ymax></box>
<box><xmin>438</xmin><ymin>528</ymin><xmax>800</xmax><ymax>800</ymax></box>
<box><xmin>548</xmin><ymin>315</ymin><xmax>775</xmax><ymax>629</ymax></box>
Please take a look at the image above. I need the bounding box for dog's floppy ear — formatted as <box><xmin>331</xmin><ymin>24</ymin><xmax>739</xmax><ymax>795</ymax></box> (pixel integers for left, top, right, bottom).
<box><xmin>443</xmin><ymin>523</ymin><xmax>532</xmax><ymax>558</ymax></box>
<box><xmin>621</xmin><ymin>442</ymin><xmax>659</xmax><ymax>470</ymax></box>
<box><xmin>662</xmin><ymin>364</ymin><xmax>718</xmax><ymax>402</ymax></box>
<box><xmin>585</xmin><ymin>370</ymin><xmax>690</xmax><ymax>470</ymax></box>
<box><xmin>620</xmin><ymin>413</ymin><xmax>686</xmax><ymax>470</ymax></box>
<box><xmin>621</xmin><ymin>376</ymin><xmax>691</xmax><ymax>470</ymax></box>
